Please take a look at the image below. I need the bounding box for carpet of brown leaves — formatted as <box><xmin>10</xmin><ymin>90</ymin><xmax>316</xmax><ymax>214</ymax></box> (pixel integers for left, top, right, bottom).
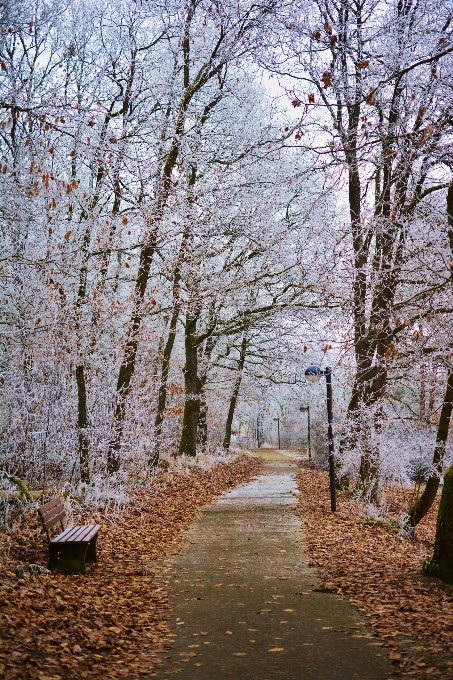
<box><xmin>296</xmin><ymin>465</ymin><xmax>453</xmax><ymax>679</ymax></box>
<box><xmin>0</xmin><ymin>454</ymin><xmax>263</xmax><ymax>680</ymax></box>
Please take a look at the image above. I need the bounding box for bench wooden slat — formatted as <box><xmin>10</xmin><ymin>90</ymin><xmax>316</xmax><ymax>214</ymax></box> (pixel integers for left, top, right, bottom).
<box><xmin>63</xmin><ymin>525</ymin><xmax>90</xmax><ymax>542</ymax></box>
<box><xmin>77</xmin><ymin>524</ymin><xmax>101</xmax><ymax>543</ymax></box>
<box><xmin>40</xmin><ymin>503</ymin><xmax>65</xmax><ymax>520</ymax></box>
<box><xmin>39</xmin><ymin>498</ymin><xmax>62</xmax><ymax>514</ymax></box>
<box><xmin>67</xmin><ymin>525</ymin><xmax>95</xmax><ymax>543</ymax></box>
<box><xmin>50</xmin><ymin>524</ymin><xmax>76</xmax><ymax>543</ymax></box>
<box><xmin>43</xmin><ymin>510</ymin><xmax>66</xmax><ymax>531</ymax></box>
<box><xmin>52</xmin><ymin>525</ymin><xmax>81</xmax><ymax>543</ymax></box>
<box><xmin>66</xmin><ymin>524</ymin><xmax>100</xmax><ymax>543</ymax></box>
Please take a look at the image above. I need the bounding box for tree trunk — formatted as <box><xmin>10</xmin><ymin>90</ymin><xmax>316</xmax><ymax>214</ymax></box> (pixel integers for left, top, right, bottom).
<box><xmin>424</xmin><ymin>462</ymin><xmax>453</xmax><ymax>583</ymax></box>
<box><xmin>197</xmin><ymin>333</ymin><xmax>217</xmax><ymax>452</ymax></box>
<box><xmin>197</xmin><ymin>382</ymin><xmax>208</xmax><ymax>451</ymax></box>
<box><xmin>420</xmin><ymin>364</ymin><xmax>426</xmax><ymax>422</ymax></box>
<box><xmin>76</xmin><ymin>365</ymin><xmax>90</xmax><ymax>483</ymax></box>
<box><xmin>409</xmin><ymin>371</ymin><xmax>453</xmax><ymax>527</ymax></box>
<box><xmin>223</xmin><ymin>336</ymin><xmax>247</xmax><ymax>450</ymax></box>
<box><xmin>150</xmin><ymin>314</ymin><xmax>180</xmax><ymax>467</ymax></box>
<box><xmin>177</xmin><ymin>313</ymin><xmax>200</xmax><ymax>457</ymax></box>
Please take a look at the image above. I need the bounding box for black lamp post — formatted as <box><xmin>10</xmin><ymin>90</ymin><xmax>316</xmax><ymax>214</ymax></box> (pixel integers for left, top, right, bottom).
<box><xmin>299</xmin><ymin>405</ymin><xmax>311</xmax><ymax>462</ymax></box>
<box><xmin>304</xmin><ymin>365</ymin><xmax>337</xmax><ymax>512</ymax></box>
<box><xmin>273</xmin><ymin>417</ymin><xmax>281</xmax><ymax>449</ymax></box>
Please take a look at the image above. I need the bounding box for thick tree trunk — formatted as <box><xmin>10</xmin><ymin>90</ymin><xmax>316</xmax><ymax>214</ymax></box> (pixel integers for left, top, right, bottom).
<box><xmin>424</xmin><ymin>462</ymin><xmax>453</xmax><ymax>583</ymax></box>
<box><xmin>197</xmin><ymin>383</ymin><xmax>208</xmax><ymax>451</ymax></box>
<box><xmin>409</xmin><ymin>371</ymin><xmax>453</xmax><ymax>527</ymax></box>
<box><xmin>150</xmin><ymin>304</ymin><xmax>180</xmax><ymax>467</ymax></box>
<box><xmin>223</xmin><ymin>336</ymin><xmax>247</xmax><ymax>450</ymax></box>
<box><xmin>76</xmin><ymin>365</ymin><xmax>90</xmax><ymax>483</ymax></box>
<box><xmin>420</xmin><ymin>364</ymin><xmax>426</xmax><ymax>422</ymax></box>
<box><xmin>177</xmin><ymin>314</ymin><xmax>200</xmax><ymax>457</ymax></box>
<box><xmin>197</xmin><ymin>333</ymin><xmax>217</xmax><ymax>452</ymax></box>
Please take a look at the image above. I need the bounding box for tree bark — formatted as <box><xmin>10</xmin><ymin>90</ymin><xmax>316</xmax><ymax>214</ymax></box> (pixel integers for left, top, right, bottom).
<box><xmin>223</xmin><ymin>336</ymin><xmax>247</xmax><ymax>450</ymax></box>
<box><xmin>197</xmin><ymin>333</ymin><xmax>217</xmax><ymax>452</ymax></box>
<box><xmin>76</xmin><ymin>365</ymin><xmax>90</xmax><ymax>483</ymax></box>
<box><xmin>177</xmin><ymin>313</ymin><xmax>200</xmax><ymax>457</ymax></box>
<box><xmin>197</xmin><ymin>381</ymin><xmax>208</xmax><ymax>451</ymax></box>
<box><xmin>149</xmin><ymin>308</ymin><xmax>180</xmax><ymax>468</ymax></box>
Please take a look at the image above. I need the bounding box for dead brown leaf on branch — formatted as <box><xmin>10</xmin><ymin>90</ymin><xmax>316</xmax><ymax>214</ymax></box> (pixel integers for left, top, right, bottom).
<box><xmin>296</xmin><ymin>465</ymin><xmax>453</xmax><ymax>679</ymax></box>
<box><xmin>0</xmin><ymin>454</ymin><xmax>263</xmax><ymax>680</ymax></box>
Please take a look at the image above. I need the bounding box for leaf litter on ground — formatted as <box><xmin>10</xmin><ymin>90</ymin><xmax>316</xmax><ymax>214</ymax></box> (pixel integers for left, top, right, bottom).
<box><xmin>0</xmin><ymin>454</ymin><xmax>263</xmax><ymax>680</ymax></box>
<box><xmin>296</xmin><ymin>464</ymin><xmax>453</xmax><ymax>679</ymax></box>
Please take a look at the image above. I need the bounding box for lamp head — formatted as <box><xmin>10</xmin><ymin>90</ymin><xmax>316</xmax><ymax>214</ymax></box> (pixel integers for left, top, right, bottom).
<box><xmin>305</xmin><ymin>365</ymin><xmax>322</xmax><ymax>383</ymax></box>
<box><xmin>300</xmin><ymin>406</ymin><xmax>308</xmax><ymax>412</ymax></box>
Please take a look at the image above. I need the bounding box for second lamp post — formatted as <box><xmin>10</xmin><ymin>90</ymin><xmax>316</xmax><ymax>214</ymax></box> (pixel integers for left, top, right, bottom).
<box><xmin>304</xmin><ymin>365</ymin><xmax>337</xmax><ymax>512</ymax></box>
<box><xmin>273</xmin><ymin>417</ymin><xmax>281</xmax><ymax>449</ymax></box>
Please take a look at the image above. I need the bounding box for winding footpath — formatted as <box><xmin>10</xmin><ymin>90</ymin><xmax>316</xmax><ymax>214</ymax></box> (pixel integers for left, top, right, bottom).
<box><xmin>154</xmin><ymin>451</ymin><xmax>392</xmax><ymax>679</ymax></box>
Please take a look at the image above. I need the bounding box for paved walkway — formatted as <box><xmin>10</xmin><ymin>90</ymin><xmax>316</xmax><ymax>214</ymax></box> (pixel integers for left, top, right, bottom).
<box><xmin>154</xmin><ymin>453</ymin><xmax>391</xmax><ymax>679</ymax></box>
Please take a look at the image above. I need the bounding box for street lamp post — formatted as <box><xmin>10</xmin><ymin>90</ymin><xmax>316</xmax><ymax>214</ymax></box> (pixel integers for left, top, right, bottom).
<box><xmin>273</xmin><ymin>417</ymin><xmax>281</xmax><ymax>450</ymax></box>
<box><xmin>299</xmin><ymin>405</ymin><xmax>311</xmax><ymax>462</ymax></box>
<box><xmin>304</xmin><ymin>365</ymin><xmax>337</xmax><ymax>512</ymax></box>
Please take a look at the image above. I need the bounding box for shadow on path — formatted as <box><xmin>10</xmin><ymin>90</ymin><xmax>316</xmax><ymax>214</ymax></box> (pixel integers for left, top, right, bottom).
<box><xmin>153</xmin><ymin>452</ymin><xmax>391</xmax><ymax>679</ymax></box>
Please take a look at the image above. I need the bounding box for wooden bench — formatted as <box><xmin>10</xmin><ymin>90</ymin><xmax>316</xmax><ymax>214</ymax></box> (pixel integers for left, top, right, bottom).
<box><xmin>38</xmin><ymin>498</ymin><xmax>101</xmax><ymax>574</ymax></box>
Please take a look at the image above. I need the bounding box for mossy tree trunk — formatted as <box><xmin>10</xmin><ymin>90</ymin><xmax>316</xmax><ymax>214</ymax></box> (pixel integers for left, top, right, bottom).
<box><xmin>409</xmin><ymin>371</ymin><xmax>453</xmax><ymax>527</ymax></box>
<box><xmin>3</xmin><ymin>473</ymin><xmax>32</xmax><ymax>502</ymax></box>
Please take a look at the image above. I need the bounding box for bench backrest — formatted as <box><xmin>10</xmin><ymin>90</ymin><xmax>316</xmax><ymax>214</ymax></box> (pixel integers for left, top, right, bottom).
<box><xmin>38</xmin><ymin>498</ymin><xmax>66</xmax><ymax>542</ymax></box>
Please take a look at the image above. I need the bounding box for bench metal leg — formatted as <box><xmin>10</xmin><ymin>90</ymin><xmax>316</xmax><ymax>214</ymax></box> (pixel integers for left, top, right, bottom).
<box><xmin>86</xmin><ymin>533</ymin><xmax>98</xmax><ymax>563</ymax></box>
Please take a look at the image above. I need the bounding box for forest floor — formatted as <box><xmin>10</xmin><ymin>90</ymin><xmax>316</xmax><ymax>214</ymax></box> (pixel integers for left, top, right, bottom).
<box><xmin>297</xmin><ymin>465</ymin><xmax>453</xmax><ymax>679</ymax></box>
<box><xmin>0</xmin><ymin>454</ymin><xmax>263</xmax><ymax>680</ymax></box>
